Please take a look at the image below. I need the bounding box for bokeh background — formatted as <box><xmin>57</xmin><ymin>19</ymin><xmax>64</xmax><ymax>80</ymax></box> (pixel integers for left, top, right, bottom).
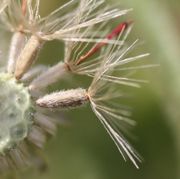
<box><xmin>7</xmin><ymin>0</ymin><xmax>180</xmax><ymax>179</ymax></box>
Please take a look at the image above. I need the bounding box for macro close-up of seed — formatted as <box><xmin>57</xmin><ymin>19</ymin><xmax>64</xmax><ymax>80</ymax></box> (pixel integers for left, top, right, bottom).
<box><xmin>0</xmin><ymin>0</ymin><xmax>180</xmax><ymax>179</ymax></box>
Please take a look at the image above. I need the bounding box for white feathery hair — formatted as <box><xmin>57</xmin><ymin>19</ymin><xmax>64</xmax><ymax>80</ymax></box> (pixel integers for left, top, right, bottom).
<box><xmin>0</xmin><ymin>0</ymin><xmax>131</xmax><ymax>41</ymax></box>
<box><xmin>28</xmin><ymin>11</ymin><xmax>131</xmax><ymax>90</ymax></box>
<box><xmin>86</xmin><ymin>37</ymin><xmax>151</xmax><ymax>168</ymax></box>
<box><xmin>68</xmin><ymin>22</ymin><xmax>132</xmax><ymax>76</ymax></box>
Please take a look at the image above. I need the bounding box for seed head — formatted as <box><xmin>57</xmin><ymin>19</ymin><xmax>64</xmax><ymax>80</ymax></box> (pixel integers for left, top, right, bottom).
<box><xmin>0</xmin><ymin>73</ymin><xmax>31</xmax><ymax>155</ymax></box>
<box><xmin>0</xmin><ymin>72</ymin><xmax>60</xmax><ymax>170</ymax></box>
<box><xmin>0</xmin><ymin>0</ymin><xmax>153</xmax><ymax>173</ymax></box>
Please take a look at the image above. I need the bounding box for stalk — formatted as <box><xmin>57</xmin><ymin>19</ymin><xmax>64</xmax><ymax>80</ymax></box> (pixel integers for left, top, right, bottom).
<box><xmin>29</xmin><ymin>62</ymin><xmax>68</xmax><ymax>91</ymax></box>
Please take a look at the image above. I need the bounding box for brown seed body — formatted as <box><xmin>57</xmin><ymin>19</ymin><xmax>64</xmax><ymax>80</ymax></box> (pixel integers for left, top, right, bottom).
<box><xmin>36</xmin><ymin>88</ymin><xmax>89</xmax><ymax>109</ymax></box>
<box><xmin>15</xmin><ymin>35</ymin><xmax>43</xmax><ymax>79</ymax></box>
<box><xmin>8</xmin><ymin>32</ymin><xmax>26</xmax><ymax>74</ymax></box>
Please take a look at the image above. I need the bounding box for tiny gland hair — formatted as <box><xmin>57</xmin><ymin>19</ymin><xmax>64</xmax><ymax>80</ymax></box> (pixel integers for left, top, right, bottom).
<box><xmin>0</xmin><ymin>0</ymin><xmax>153</xmax><ymax>173</ymax></box>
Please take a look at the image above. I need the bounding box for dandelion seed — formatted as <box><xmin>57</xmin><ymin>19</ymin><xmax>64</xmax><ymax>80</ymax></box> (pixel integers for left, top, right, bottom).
<box><xmin>36</xmin><ymin>39</ymin><xmax>150</xmax><ymax>168</ymax></box>
<box><xmin>29</xmin><ymin>21</ymin><xmax>131</xmax><ymax>91</ymax></box>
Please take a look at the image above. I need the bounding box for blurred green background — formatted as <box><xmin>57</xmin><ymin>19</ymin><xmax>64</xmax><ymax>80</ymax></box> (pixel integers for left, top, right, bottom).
<box><xmin>15</xmin><ymin>0</ymin><xmax>180</xmax><ymax>179</ymax></box>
